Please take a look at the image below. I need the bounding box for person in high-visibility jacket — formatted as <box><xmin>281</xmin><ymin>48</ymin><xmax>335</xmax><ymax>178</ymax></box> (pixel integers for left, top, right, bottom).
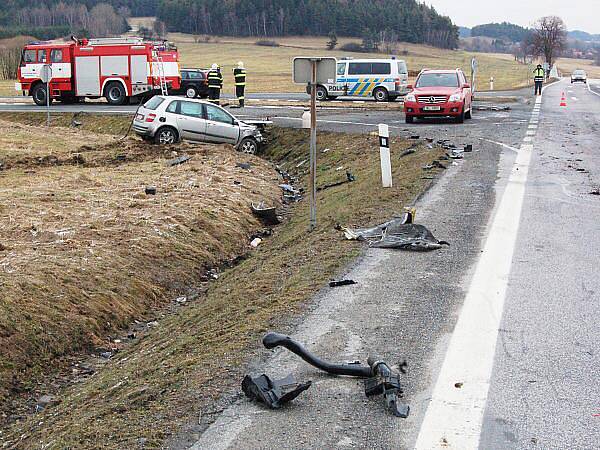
<box><xmin>533</xmin><ymin>64</ymin><xmax>545</xmax><ymax>96</ymax></box>
<box><xmin>207</xmin><ymin>63</ymin><xmax>223</xmax><ymax>105</ymax></box>
<box><xmin>233</xmin><ymin>61</ymin><xmax>246</xmax><ymax>107</ymax></box>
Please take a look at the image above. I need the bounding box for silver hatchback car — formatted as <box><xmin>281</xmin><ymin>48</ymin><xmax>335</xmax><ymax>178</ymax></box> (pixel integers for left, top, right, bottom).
<box><xmin>133</xmin><ymin>96</ymin><xmax>265</xmax><ymax>153</ymax></box>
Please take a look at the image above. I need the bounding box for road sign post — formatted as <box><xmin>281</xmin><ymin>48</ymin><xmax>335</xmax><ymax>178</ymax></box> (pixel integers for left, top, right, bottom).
<box><xmin>293</xmin><ymin>57</ymin><xmax>337</xmax><ymax>230</ymax></box>
<box><xmin>40</xmin><ymin>64</ymin><xmax>52</xmax><ymax>127</ymax></box>
<box><xmin>470</xmin><ymin>57</ymin><xmax>478</xmax><ymax>96</ymax></box>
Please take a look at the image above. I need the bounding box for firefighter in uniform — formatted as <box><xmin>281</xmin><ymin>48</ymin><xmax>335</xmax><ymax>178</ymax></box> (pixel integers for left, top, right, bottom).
<box><xmin>208</xmin><ymin>63</ymin><xmax>223</xmax><ymax>105</ymax></box>
<box><xmin>533</xmin><ymin>64</ymin><xmax>545</xmax><ymax>96</ymax></box>
<box><xmin>233</xmin><ymin>61</ymin><xmax>247</xmax><ymax>107</ymax></box>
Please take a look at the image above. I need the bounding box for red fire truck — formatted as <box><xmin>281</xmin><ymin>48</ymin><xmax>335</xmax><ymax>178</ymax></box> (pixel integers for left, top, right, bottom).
<box><xmin>16</xmin><ymin>36</ymin><xmax>181</xmax><ymax>106</ymax></box>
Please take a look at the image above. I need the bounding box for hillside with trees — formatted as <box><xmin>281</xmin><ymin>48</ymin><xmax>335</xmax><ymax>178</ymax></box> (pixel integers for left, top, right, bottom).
<box><xmin>471</xmin><ymin>22</ymin><xmax>529</xmax><ymax>42</ymax></box>
<box><xmin>157</xmin><ymin>0</ymin><xmax>459</xmax><ymax>49</ymax></box>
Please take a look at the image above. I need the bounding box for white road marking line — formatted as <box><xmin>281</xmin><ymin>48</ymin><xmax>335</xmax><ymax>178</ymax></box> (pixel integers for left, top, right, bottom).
<box><xmin>588</xmin><ymin>83</ymin><xmax>600</xmax><ymax>97</ymax></box>
<box><xmin>415</xmin><ymin>89</ymin><xmax>542</xmax><ymax>449</ymax></box>
<box><xmin>528</xmin><ymin>125</ymin><xmax>538</xmax><ymax>129</ymax></box>
<box><xmin>571</xmin><ymin>97</ymin><xmax>578</xmax><ymax>101</ymax></box>
<box><xmin>479</xmin><ymin>139</ymin><xmax>520</xmax><ymax>153</ymax></box>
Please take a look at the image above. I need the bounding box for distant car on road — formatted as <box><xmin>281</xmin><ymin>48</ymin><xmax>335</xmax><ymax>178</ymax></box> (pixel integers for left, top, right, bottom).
<box><xmin>571</xmin><ymin>69</ymin><xmax>587</xmax><ymax>84</ymax></box>
<box><xmin>133</xmin><ymin>96</ymin><xmax>264</xmax><ymax>153</ymax></box>
<box><xmin>171</xmin><ymin>68</ymin><xmax>209</xmax><ymax>98</ymax></box>
<box><xmin>403</xmin><ymin>68</ymin><xmax>473</xmax><ymax>124</ymax></box>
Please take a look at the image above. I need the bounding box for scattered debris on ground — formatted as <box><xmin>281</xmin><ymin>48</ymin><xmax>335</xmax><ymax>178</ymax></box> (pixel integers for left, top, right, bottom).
<box><xmin>261</xmin><ymin>332</ymin><xmax>409</xmax><ymax>417</ymax></box>
<box><xmin>340</xmin><ymin>219</ymin><xmax>449</xmax><ymax>251</ymax></box>
<box><xmin>473</xmin><ymin>104</ymin><xmax>511</xmax><ymax>111</ymax></box>
<box><xmin>251</xmin><ymin>202</ymin><xmax>281</xmax><ymax>225</ymax></box>
<box><xmin>166</xmin><ymin>154</ymin><xmax>191</xmax><ymax>167</ymax></box>
<box><xmin>329</xmin><ymin>279</ymin><xmax>357</xmax><ymax>287</ymax></box>
<box><xmin>317</xmin><ymin>171</ymin><xmax>355</xmax><ymax>191</ymax></box>
<box><xmin>242</xmin><ymin>373</ymin><xmax>312</xmax><ymax>409</ymax></box>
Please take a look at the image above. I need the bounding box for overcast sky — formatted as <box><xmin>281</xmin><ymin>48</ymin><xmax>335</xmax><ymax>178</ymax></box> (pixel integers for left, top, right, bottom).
<box><xmin>423</xmin><ymin>0</ymin><xmax>600</xmax><ymax>34</ymax></box>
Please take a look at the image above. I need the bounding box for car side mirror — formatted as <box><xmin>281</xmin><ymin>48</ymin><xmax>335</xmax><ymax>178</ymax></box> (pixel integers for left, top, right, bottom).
<box><xmin>407</xmin><ymin>85</ymin><xmax>413</xmax><ymax>90</ymax></box>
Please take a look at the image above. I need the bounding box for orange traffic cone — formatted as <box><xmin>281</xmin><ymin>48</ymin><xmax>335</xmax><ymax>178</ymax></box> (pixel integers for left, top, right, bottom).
<box><xmin>560</xmin><ymin>92</ymin><xmax>567</xmax><ymax>107</ymax></box>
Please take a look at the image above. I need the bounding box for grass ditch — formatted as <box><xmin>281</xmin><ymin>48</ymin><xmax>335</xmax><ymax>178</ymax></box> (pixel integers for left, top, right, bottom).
<box><xmin>1</xmin><ymin>115</ymin><xmax>445</xmax><ymax>448</ymax></box>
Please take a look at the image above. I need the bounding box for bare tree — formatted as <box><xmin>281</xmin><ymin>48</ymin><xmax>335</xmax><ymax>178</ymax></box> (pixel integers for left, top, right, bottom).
<box><xmin>530</xmin><ymin>16</ymin><xmax>567</xmax><ymax>67</ymax></box>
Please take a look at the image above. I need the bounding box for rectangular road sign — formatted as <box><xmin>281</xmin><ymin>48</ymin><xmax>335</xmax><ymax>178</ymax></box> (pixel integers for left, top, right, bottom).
<box><xmin>292</xmin><ymin>57</ymin><xmax>337</xmax><ymax>85</ymax></box>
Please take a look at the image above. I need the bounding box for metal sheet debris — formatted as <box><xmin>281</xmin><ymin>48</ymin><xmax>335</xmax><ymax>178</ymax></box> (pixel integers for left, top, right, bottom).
<box><xmin>251</xmin><ymin>202</ymin><xmax>280</xmax><ymax>225</ymax></box>
<box><xmin>167</xmin><ymin>155</ymin><xmax>191</xmax><ymax>167</ymax></box>
<box><xmin>341</xmin><ymin>219</ymin><xmax>449</xmax><ymax>251</ymax></box>
<box><xmin>329</xmin><ymin>279</ymin><xmax>357</xmax><ymax>287</ymax></box>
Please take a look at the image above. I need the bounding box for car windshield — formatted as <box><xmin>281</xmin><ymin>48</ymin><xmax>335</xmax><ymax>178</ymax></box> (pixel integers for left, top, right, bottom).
<box><xmin>144</xmin><ymin>96</ymin><xmax>165</xmax><ymax>110</ymax></box>
<box><xmin>574</xmin><ymin>70</ymin><xmax>585</xmax><ymax>76</ymax></box>
<box><xmin>416</xmin><ymin>73</ymin><xmax>459</xmax><ymax>88</ymax></box>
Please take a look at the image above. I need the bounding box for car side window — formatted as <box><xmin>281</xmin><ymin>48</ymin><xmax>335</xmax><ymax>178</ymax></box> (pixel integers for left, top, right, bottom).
<box><xmin>50</xmin><ymin>49</ymin><xmax>62</xmax><ymax>63</ymax></box>
<box><xmin>371</xmin><ymin>63</ymin><xmax>390</xmax><ymax>75</ymax></box>
<box><xmin>37</xmin><ymin>50</ymin><xmax>47</xmax><ymax>63</ymax></box>
<box><xmin>348</xmin><ymin>62</ymin><xmax>371</xmax><ymax>75</ymax></box>
<box><xmin>336</xmin><ymin>63</ymin><xmax>346</xmax><ymax>76</ymax></box>
<box><xmin>166</xmin><ymin>100</ymin><xmax>179</xmax><ymax>113</ymax></box>
<box><xmin>189</xmin><ymin>71</ymin><xmax>202</xmax><ymax>80</ymax></box>
<box><xmin>180</xmin><ymin>101</ymin><xmax>203</xmax><ymax>118</ymax></box>
<box><xmin>181</xmin><ymin>72</ymin><xmax>189</xmax><ymax>80</ymax></box>
<box><xmin>205</xmin><ymin>104</ymin><xmax>234</xmax><ymax>124</ymax></box>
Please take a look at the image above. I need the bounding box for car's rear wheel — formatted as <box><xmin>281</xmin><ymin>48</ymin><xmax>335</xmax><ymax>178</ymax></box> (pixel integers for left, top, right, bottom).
<box><xmin>154</xmin><ymin>126</ymin><xmax>178</xmax><ymax>145</ymax></box>
<box><xmin>185</xmin><ymin>86</ymin><xmax>198</xmax><ymax>98</ymax></box>
<box><xmin>373</xmin><ymin>87</ymin><xmax>389</xmax><ymax>102</ymax></box>
<box><xmin>105</xmin><ymin>82</ymin><xmax>127</xmax><ymax>105</ymax></box>
<box><xmin>239</xmin><ymin>137</ymin><xmax>258</xmax><ymax>154</ymax></box>
<box><xmin>405</xmin><ymin>115</ymin><xmax>414</xmax><ymax>124</ymax></box>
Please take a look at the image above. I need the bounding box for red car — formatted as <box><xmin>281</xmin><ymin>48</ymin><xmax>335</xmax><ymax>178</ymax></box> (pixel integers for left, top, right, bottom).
<box><xmin>403</xmin><ymin>69</ymin><xmax>473</xmax><ymax>124</ymax></box>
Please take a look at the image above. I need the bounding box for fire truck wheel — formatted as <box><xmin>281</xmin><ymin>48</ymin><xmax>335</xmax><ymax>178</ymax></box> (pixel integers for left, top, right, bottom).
<box><xmin>105</xmin><ymin>82</ymin><xmax>127</xmax><ymax>105</ymax></box>
<box><xmin>32</xmin><ymin>84</ymin><xmax>51</xmax><ymax>106</ymax></box>
<box><xmin>154</xmin><ymin>126</ymin><xmax>178</xmax><ymax>145</ymax></box>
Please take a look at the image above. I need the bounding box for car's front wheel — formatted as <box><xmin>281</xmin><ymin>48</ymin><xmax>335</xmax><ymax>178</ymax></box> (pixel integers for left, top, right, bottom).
<box><xmin>185</xmin><ymin>86</ymin><xmax>198</xmax><ymax>98</ymax></box>
<box><xmin>239</xmin><ymin>137</ymin><xmax>259</xmax><ymax>154</ymax></box>
<box><xmin>465</xmin><ymin>106</ymin><xmax>472</xmax><ymax>119</ymax></box>
<box><xmin>154</xmin><ymin>126</ymin><xmax>178</xmax><ymax>145</ymax></box>
<box><xmin>455</xmin><ymin>106</ymin><xmax>465</xmax><ymax>124</ymax></box>
<box><xmin>315</xmin><ymin>86</ymin><xmax>328</xmax><ymax>101</ymax></box>
<box><xmin>405</xmin><ymin>115</ymin><xmax>414</xmax><ymax>124</ymax></box>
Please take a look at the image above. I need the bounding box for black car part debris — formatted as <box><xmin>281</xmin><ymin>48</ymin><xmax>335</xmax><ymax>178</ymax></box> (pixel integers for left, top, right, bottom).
<box><xmin>329</xmin><ymin>279</ymin><xmax>357</xmax><ymax>287</ymax></box>
<box><xmin>236</xmin><ymin>162</ymin><xmax>252</xmax><ymax>170</ymax></box>
<box><xmin>242</xmin><ymin>373</ymin><xmax>311</xmax><ymax>409</ymax></box>
<box><xmin>167</xmin><ymin>155</ymin><xmax>191</xmax><ymax>167</ymax></box>
<box><xmin>263</xmin><ymin>332</ymin><xmax>372</xmax><ymax>377</ymax></box>
<box><xmin>262</xmin><ymin>332</ymin><xmax>409</xmax><ymax>417</ymax></box>
<box><xmin>251</xmin><ymin>202</ymin><xmax>280</xmax><ymax>225</ymax></box>
<box><xmin>317</xmin><ymin>171</ymin><xmax>356</xmax><ymax>191</ymax></box>
<box><xmin>340</xmin><ymin>218</ymin><xmax>448</xmax><ymax>251</ymax></box>
<box><xmin>145</xmin><ymin>186</ymin><xmax>157</xmax><ymax>195</ymax></box>
<box><xmin>365</xmin><ymin>357</ymin><xmax>410</xmax><ymax>418</ymax></box>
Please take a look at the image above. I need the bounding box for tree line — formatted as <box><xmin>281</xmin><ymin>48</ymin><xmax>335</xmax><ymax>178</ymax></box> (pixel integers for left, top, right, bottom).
<box><xmin>156</xmin><ymin>0</ymin><xmax>459</xmax><ymax>49</ymax></box>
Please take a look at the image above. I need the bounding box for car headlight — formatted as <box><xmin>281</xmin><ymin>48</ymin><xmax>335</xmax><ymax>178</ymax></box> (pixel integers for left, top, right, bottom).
<box><xmin>405</xmin><ymin>93</ymin><xmax>416</xmax><ymax>102</ymax></box>
<box><xmin>449</xmin><ymin>93</ymin><xmax>462</xmax><ymax>102</ymax></box>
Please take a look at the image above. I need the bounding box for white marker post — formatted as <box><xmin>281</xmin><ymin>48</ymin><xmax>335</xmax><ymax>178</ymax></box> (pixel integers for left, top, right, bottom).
<box><xmin>378</xmin><ymin>124</ymin><xmax>392</xmax><ymax>188</ymax></box>
<box><xmin>490</xmin><ymin>76</ymin><xmax>494</xmax><ymax>91</ymax></box>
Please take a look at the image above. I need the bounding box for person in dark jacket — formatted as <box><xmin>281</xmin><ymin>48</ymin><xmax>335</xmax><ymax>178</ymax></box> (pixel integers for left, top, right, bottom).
<box><xmin>233</xmin><ymin>61</ymin><xmax>247</xmax><ymax>107</ymax></box>
<box><xmin>207</xmin><ymin>63</ymin><xmax>223</xmax><ymax>105</ymax></box>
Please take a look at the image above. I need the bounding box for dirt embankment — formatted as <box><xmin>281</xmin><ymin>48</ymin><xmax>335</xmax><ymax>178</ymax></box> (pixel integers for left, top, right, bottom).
<box><xmin>1</xmin><ymin>114</ymin><xmax>446</xmax><ymax>448</ymax></box>
<box><xmin>0</xmin><ymin>119</ymin><xmax>281</xmax><ymax>426</ymax></box>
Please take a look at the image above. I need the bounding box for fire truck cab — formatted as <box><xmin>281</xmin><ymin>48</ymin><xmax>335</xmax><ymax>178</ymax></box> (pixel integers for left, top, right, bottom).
<box><xmin>16</xmin><ymin>37</ymin><xmax>181</xmax><ymax>106</ymax></box>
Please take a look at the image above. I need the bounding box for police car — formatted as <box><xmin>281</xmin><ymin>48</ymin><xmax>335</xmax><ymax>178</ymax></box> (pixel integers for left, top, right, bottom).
<box><xmin>311</xmin><ymin>57</ymin><xmax>409</xmax><ymax>102</ymax></box>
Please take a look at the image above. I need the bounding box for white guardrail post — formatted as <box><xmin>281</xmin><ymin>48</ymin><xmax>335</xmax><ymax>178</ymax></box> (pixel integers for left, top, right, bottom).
<box><xmin>378</xmin><ymin>124</ymin><xmax>392</xmax><ymax>188</ymax></box>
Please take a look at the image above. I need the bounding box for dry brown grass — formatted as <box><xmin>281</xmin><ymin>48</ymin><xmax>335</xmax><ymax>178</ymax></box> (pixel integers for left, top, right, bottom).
<box><xmin>1</xmin><ymin>118</ymin><xmax>445</xmax><ymax>448</ymax></box>
<box><xmin>0</xmin><ymin>118</ymin><xmax>280</xmax><ymax>425</ymax></box>
<box><xmin>172</xmin><ymin>34</ymin><xmax>534</xmax><ymax>93</ymax></box>
<box><xmin>556</xmin><ymin>57</ymin><xmax>600</xmax><ymax>78</ymax></box>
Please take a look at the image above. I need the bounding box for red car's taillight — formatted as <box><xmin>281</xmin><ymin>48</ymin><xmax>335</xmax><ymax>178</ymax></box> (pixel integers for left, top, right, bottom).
<box><xmin>145</xmin><ymin>113</ymin><xmax>156</xmax><ymax>123</ymax></box>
